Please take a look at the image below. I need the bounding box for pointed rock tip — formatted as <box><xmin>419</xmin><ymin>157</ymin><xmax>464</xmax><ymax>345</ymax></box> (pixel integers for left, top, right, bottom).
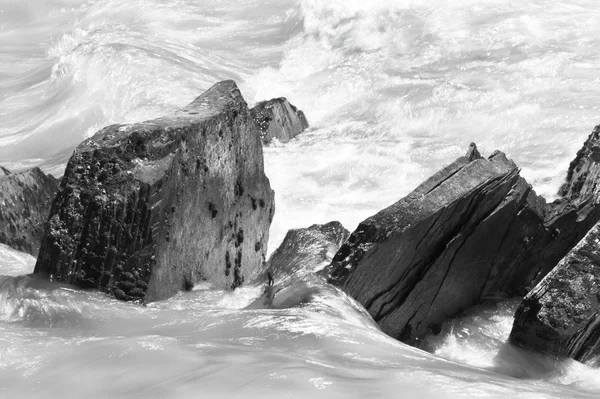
<box><xmin>199</xmin><ymin>79</ymin><xmax>242</xmax><ymax>100</ymax></box>
<box><xmin>488</xmin><ymin>150</ymin><xmax>508</xmax><ymax>161</ymax></box>
<box><xmin>181</xmin><ymin>80</ymin><xmax>245</xmax><ymax>115</ymax></box>
<box><xmin>487</xmin><ymin>150</ymin><xmax>518</xmax><ymax>171</ymax></box>
<box><xmin>465</xmin><ymin>142</ymin><xmax>482</xmax><ymax>162</ymax></box>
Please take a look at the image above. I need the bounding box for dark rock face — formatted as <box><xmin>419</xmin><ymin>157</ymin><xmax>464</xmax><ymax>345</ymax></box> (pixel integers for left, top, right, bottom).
<box><xmin>33</xmin><ymin>80</ymin><xmax>275</xmax><ymax>302</ymax></box>
<box><xmin>509</xmin><ymin>125</ymin><xmax>600</xmax><ymax>362</ymax></box>
<box><xmin>264</xmin><ymin>221</ymin><xmax>349</xmax><ymax>284</ymax></box>
<box><xmin>558</xmin><ymin>125</ymin><xmax>600</xmax><ymax>200</ymax></box>
<box><xmin>0</xmin><ymin>167</ymin><xmax>59</xmax><ymax>255</ymax></box>
<box><xmin>509</xmin><ymin>222</ymin><xmax>600</xmax><ymax>363</ymax></box>
<box><xmin>324</xmin><ymin>135</ymin><xmax>600</xmax><ymax>346</ymax></box>
<box><xmin>250</xmin><ymin>98</ymin><xmax>308</xmax><ymax>144</ymax></box>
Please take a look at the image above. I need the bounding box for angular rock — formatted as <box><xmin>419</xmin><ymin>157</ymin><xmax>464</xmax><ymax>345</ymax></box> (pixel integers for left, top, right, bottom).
<box><xmin>324</xmin><ymin>135</ymin><xmax>600</xmax><ymax>346</ymax></box>
<box><xmin>558</xmin><ymin>125</ymin><xmax>600</xmax><ymax>201</ymax></box>
<box><xmin>508</xmin><ymin>125</ymin><xmax>600</xmax><ymax>362</ymax></box>
<box><xmin>509</xmin><ymin>222</ymin><xmax>600</xmax><ymax>363</ymax></box>
<box><xmin>262</xmin><ymin>221</ymin><xmax>349</xmax><ymax>285</ymax></box>
<box><xmin>33</xmin><ymin>80</ymin><xmax>275</xmax><ymax>302</ymax></box>
<box><xmin>250</xmin><ymin>98</ymin><xmax>308</xmax><ymax>144</ymax></box>
<box><xmin>0</xmin><ymin>167</ymin><xmax>59</xmax><ymax>255</ymax></box>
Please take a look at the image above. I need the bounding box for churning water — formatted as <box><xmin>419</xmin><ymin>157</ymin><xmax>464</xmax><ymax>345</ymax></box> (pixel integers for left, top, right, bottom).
<box><xmin>2</xmin><ymin>0</ymin><xmax>600</xmax><ymax>397</ymax></box>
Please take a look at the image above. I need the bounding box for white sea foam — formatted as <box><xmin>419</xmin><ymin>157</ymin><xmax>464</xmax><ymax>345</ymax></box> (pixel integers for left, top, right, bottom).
<box><xmin>244</xmin><ymin>0</ymin><xmax>600</xmax><ymax>246</ymax></box>
<box><xmin>0</xmin><ymin>244</ymin><xmax>35</xmax><ymax>276</ymax></box>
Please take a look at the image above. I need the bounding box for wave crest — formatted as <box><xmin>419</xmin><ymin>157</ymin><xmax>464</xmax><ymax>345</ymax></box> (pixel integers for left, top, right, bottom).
<box><xmin>0</xmin><ymin>275</ymin><xmax>87</xmax><ymax>326</ymax></box>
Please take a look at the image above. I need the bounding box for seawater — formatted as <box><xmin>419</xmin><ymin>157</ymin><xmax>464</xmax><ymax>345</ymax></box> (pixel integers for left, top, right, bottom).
<box><xmin>1</xmin><ymin>0</ymin><xmax>600</xmax><ymax>397</ymax></box>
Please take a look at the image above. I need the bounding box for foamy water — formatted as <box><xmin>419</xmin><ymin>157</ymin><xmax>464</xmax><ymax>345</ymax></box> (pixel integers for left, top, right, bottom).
<box><xmin>2</xmin><ymin>0</ymin><xmax>600</xmax><ymax>397</ymax></box>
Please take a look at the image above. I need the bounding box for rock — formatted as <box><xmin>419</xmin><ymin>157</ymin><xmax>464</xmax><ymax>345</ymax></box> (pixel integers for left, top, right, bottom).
<box><xmin>465</xmin><ymin>142</ymin><xmax>482</xmax><ymax>161</ymax></box>
<box><xmin>262</xmin><ymin>221</ymin><xmax>349</xmax><ymax>285</ymax></box>
<box><xmin>558</xmin><ymin>125</ymin><xmax>600</xmax><ymax>200</ymax></box>
<box><xmin>250</xmin><ymin>98</ymin><xmax>309</xmax><ymax>144</ymax></box>
<box><xmin>509</xmin><ymin>222</ymin><xmax>600</xmax><ymax>363</ymax></box>
<box><xmin>33</xmin><ymin>80</ymin><xmax>275</xmax><ymax>302</ymax></box>
<box><xmin>508</xmin><ymin>125</ymin><xmax>600</xmax><ymax>362</ymax></box>
<box><xmin>0</xmin><ymin>167</ymin><xmax>59</xmax><ymax>255</ymax></box>
<box><xmin>323</xmin><ymin>136</ymin><xmax>600</xmax><ymax>346</ymax></box>
<box><xmin>247</xmin><ymin>221</ymin><xmax>347</xmax><ymax>311</ymax></box>
<box><xmin>245</xmin><ymin>280</ymin><xmax>321</xmax><ymax>310</ymax></box>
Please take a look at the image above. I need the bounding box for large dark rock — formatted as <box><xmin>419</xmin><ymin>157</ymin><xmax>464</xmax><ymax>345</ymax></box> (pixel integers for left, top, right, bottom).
<box><xmin>509</xmin><ymin>126</ymin><xmax>600</xmax><ymax>362</ymax></box>
<box><xmin>0</xmin><ymin>167</ymin><xmax>59</xmax><ymax>255</ymax></box>
<box><xmin>262</xmin><ymin>221</ymin><xmax>349</xmax><ymax>285</ymax></box>
<box><xmin>250</xmin><ymin>98</ymin><xmax>308</xmax><ymax>144</ymax></box>
<box><xmin>509</xmin><ymin>222</ymin><xmax>600</xmax><ymax>363</ymax></box>
<box><xmin>33</xmin><ymin>80</ymin><xmax>275</xmax><ymax>302</ymax></box>
<box><xmin>324</xmin><ymin>135</ymin><xmax>600</xmax><ymax>346</ymax></box>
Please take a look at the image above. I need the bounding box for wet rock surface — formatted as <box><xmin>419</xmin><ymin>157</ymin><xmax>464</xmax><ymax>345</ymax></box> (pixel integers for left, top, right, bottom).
<box><xmin>324</xmin><ymin>134</ymin><xmax>600</xmax><ymax>347</ymax></box>
<box><xmin>509</xmin><ymin>125</ymin><xmax>600</xmax><ymax>362</ymax></box>
<box><xmin>0</xmin><ymin>167</ymin><xmax>59</xmax><ymax>255</ymax></box>
<box><xmin>509</xmin><ymin>222</ymin><xmax>600</xmax><ymax>363</ymax></box>
<box><xmin>263</xmin><ymin>221</ymin><xmax>349</xmax><ymax>284</ymax></box>
<box><xmin>245</xmin><ymin>280</ymin><xmax>321</xmax><ymax>310</ymax></box>
<box><xmin>250</xmin><ymin>98</ymin><xmax>308</xmax><ymax>144</ymax></box>
<box><xmin>558</xmin><ymin>125</ymin><xmax>600</xmax><ymax>201</ymax></box>
<box><xmin>33</xmin><ymin>80</ymin><xmax>275</xmax><ymax>302</ymax></box>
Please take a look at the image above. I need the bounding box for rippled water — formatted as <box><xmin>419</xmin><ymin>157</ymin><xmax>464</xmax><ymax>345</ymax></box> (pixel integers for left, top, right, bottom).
<box><xmin>2</xmin><ymin>0</ymin><xmax>600</xmax><ymax>397</ymax></box>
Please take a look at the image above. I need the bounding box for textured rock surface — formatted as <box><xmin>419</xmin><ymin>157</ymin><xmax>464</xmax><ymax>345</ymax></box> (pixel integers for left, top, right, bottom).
<box><xmin>324</xmin><ymin>135</ymin><xmax>600</xmax><ymax>346</ymax></box>
<box><xmin>33</xmin><ymin>80</ymin><xmax>275</xmax><ymax>302</ymax></box>
<box><xmin>263</xmin><ymin>221</ymin><xmax>349</xmax><ymax>284</ymax></box>
<box><xmin>558</xmin><ymin>125</ymin><xmax>600</xmax><ymax>200</ymax></box>
<box><xmin>0</xmin><ymin>167</ymin><xmax>59</xmax><ymax>255</ymax></box>
<box><xmin>509</xmin><ymin>125</ymin><xmax>600</xmax><ymax>362</ymax></box>
<box><xmin>509</xmin><ymin>222</ymin><xmax>600</xmax><ymax>363</ymax></box>
<box><xmin>250</xmin><ymin>98</ymin><xmax>308</xmax><ymax>144</ymax></box>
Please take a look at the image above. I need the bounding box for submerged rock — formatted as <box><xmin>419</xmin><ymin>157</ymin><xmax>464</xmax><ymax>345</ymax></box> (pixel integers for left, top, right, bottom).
<box><xmin>250</xmin><ymin>98</ymin><xmax>309</xmax><ymax>144</ymax></box>
<box><xmin>33</xmin><ymin>80</ymin><xmax>275</xmax><ymax>302</ymax></box>
<box><xmin>247</xmin><ymin>222</ymin><xmax>347</xmax><ymax>311</ymax></box>
<box><xmin>245</xmin><ymin>280</ymin><xmax>321</xmax><ymax>310</ymax></box>
<box><xmin>324</xmin><ymin>136</ymin><xmax>600</xmax><ymax>346</ymax></box>
<box><xmin>0</xmin><ymin>167</ymin><xmax>59</xmax><ymax>255</ymax></box>
<box><xmin>263</xmin><ymin>221</ymin><xmax>349</xmax><ymax>284</ymax></box>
